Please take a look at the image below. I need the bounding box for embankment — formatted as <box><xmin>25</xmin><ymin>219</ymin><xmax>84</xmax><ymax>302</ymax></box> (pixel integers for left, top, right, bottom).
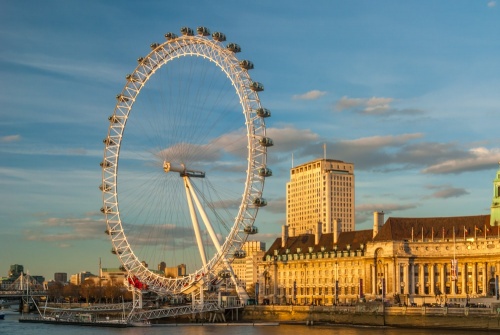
<box><xmin>241</xmin><ymin>303</ymin><xmax>500</xmax><ymax>331</ymax></box>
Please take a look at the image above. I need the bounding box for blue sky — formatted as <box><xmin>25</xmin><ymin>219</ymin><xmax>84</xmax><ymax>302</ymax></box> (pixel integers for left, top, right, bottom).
<box><xmin>1</xmin><ymin>0</ymin><xmax>499</xmax><ymax>280</ymax></box>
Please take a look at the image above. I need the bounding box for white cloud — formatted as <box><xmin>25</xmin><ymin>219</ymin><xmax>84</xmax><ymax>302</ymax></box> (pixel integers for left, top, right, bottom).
<box><xmin>334</xmin><ymin>96</ymin><xmax>423</xmax><ymax>117</ymax></box>
<box><xmin>488</xmin><ymin>1</ymin><xmax>496</xmax><ymax>8</ymax></box>
<box><xmin>423</xmin><ymin>184</ymin><xmax>469</xmax><ymax>199</ymax></box>
<box><xmin>267</xmin><ymin>126</ymin><xmax>319</xmax><ymax>153</ymax></box>
<box><xmin>422</xmin><ymin>147</ymin><xmax>500</xmax><ymax>174</ymax></box>
<box><xmin>292</xmin><ymin>90</ymin><xmax>327</xmax><ymax>100</ymax></box>
<box><xmin>1</xmin><ymin>135</ymin><xmax>21</xmax><ymax>143</ymax></box>
<box><xmin>341</xmin><ymin>133</ymin><xmax>424</xmax><ymax>149</ymax></box>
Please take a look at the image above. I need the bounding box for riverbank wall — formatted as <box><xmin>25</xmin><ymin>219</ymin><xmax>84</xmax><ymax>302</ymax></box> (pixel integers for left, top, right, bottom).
<box><xmin>241</xmin><ymin>303</ymin><xmax>500</xmax><ymax>331</ymax></box>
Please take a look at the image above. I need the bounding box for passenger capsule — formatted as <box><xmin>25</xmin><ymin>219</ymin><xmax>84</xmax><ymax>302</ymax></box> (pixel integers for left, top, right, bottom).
<box><xmin>244</xmin><ymin>225</ymin><xmax>258</xmax><ymax>234</ymax></box>
<box><xmin>253</xmin><ymin>197</ymin><xmax>267</xmax><ymax>207</ymax></box>
<box><xmin>212</xmin><ymin>32</ymin><xmax>226</xmax><ymax>42</ymax></box>
<box><xmin>100</xmin><ymin>206</ymin><xmax>112</xmax><ymax>214</ymax></box>
<box><xmin>108</xmin><ymin>115</ymin><xmax>123</xmax><ymax>123</ymax></box>
<box><xmin>164</xmin><ymin>32</ymin><xmax>178</xmax><ymax>40</ymax></box>
<box><xmin>226</xmin><ymin>43</ymin><xmax>241</xmax><ymax>53</ymax></box>
<box><xmin>180</xmin><ymin>27</ymin><xmax>194</xmax><ymax>36</ymax></box>
<box><xmin>233</xmin><ymin>250</ymin><xmax>246</xmax><ymax>258</ymax></box>
<box><xmin>150</xmin><ymin>42</ymin><xmax>160</xmax><ymax>50</ymax></box>
<box><xmin>259</xmin><ymin>137</ymin><xmax>274</xmax><ymax>147</ymax></box>
<box><xmin>104</xmin><ymin>229</ymin><xmax>115</xmax><ymax>235</ymax></box>
<box><xmin>116</xmin><ymin>94</ymin><xmax>129</xmax><ymax>102</ymax></box>
<box><xmin>218</xmin><ymin>270</ymin><xmax>231</xmax><ymax>278</ymax></box>
<box><xmin>100</xmin><ymin>161</ymin><xmax>112</xmax><ymax>168</ymax></box>
<box><xmin>126</xmin><ymin>74</ymin><xmax>139</xmax><ymax>82</ymax></box>
<box><xmin>258</xmin><ymin>167</ymin><xmax>272</xmax><ymax>177</ymax></box>
<box><xmin>256</xmin><ymin>108</ymin><xmax>271</xmax><ymax>118</ymax></box>
<box><xmin>239</xmin><ymin>60</ymin><xmax>254</xmax><ymax>70</ymax></box>
<box><xmin>137</xmin><ymin>57</ymin><xmax>150</xmax><ymax>65</ymax></box>
<box><xmin>99</xmin><ymin>183</ymin><xmax>111</xmax><ymax>192</ymax></box>
<box><xmin>111</xmin><ymin>248</ymin><xmax>123</xmax><ymax>255</ymax></box>
<box><xmin>250</xmin><ymin>82</ymin><xmax>264</xmax><ymax>92</ymax></box>
<box><xmin>197</xmin><ymin>26</ymin><xmax>210</xmax><ymax>36</ymax></box>
<box><xmin>103</xmin><ymin>137</ymin><xmax>116</xmax><ymax>146</ymax></box>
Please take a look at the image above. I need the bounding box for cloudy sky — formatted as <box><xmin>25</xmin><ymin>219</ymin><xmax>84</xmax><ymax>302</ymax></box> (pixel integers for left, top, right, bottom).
<box><xmin>1</xmin><ymin>0</ymin><xmax>499</xmax><ymax>280</ymax></box>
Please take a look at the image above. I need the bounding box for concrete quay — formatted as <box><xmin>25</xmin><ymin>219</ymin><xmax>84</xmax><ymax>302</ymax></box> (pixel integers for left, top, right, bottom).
<box><xmin>241</xmin><ymin>303</ymin><xmax>500</xmax><ymax>331</ymax></box>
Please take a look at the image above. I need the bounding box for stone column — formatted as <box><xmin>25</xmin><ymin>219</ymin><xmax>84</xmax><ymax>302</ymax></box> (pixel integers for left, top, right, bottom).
<box><xmin>472</xmin><ymin>262</ymin><xmax>477</xmax><ymax>294</ymax></box>
<box><xmin>430</xmin><ymin>264</ymin><xmax>435</xmax><ymax>295</ymax></box>
<box><xmin>403</xmin><ymin>264</ymin><xmax>409</xmax><ymax>295</ymax></box>
<box><xmin>440</xmin><ymin>263</ymin><xmax>445</xmax><ymax>295</ymax></box>
<box><xmin>410</xmin><ymin>263</ymin><xmax>415</xmax><ymax>295</ymax></box>
<box><xmin>462</xmin><ymin>263</ymin><xmax>467</xmax><ymax>294</ymax></box>
<box><xmin>371</xmin><ymin>264</ymin><xmax>376</xmax><ymax>295</ymax></box>
<box><xmin>419</xmin><ymin>264</ymin><xmax>425</xmax><ymax>295</ymax></box>
<box><xmin>483</xmin><ymin>262</ymin><xmax>487</xmax><ymax>295</ymax></box>
<box><xmin>451</xmin><ymin>262</ymin><xmax>457</xmax><ymax>296</ymax></box>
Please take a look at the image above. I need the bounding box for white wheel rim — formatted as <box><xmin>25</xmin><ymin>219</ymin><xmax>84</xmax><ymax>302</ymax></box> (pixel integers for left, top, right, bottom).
<box><xmin>101</xmin><ymin>28</ymin><xmax>269</xmax><ymax>296</ymax></box>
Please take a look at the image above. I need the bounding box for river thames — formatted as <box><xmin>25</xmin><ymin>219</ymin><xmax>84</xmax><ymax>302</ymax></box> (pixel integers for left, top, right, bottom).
<box><xmin>2</xmin><ymin>313</ymin><xmax>499</xmax><ymax>335</ymax></box>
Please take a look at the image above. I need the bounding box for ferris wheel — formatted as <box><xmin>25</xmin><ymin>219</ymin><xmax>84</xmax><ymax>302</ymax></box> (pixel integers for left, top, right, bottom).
<box><xmin>100</xmin><ymin>26</ymin><xmax>272</xmax><ymax>297</ymax></box>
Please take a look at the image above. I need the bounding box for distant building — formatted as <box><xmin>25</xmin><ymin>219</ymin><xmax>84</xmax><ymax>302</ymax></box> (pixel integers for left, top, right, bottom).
<box><xmin>8</xmin><ymin>264</ymin><xmax>24</xmax><ymax>278</ymax></box>
<box><xmin>164</xmin><ymin>264</ymin><xmax>186</xmax><ymax>278</ymax></box>
<box><xmin>286</xmin><ymin>158</ymin><xmax>355</xmax><ymax>235</ymax></box>
<box><xmin>99</xmin><ymin>267</ymin><xmax>127</xmax><ymax>286</ymax></box>
<box><xmin>54</xmin><ymin>272</ymin><xmax>67</xmax><ymax>283</ymax></box>
<box><xmin>158</xmin><ymin>262</ymin><xmax>166</xmax><ymax>273</ymax></box>
<box><xmin>70</xmin><ymin>271</ymin><xmax>96</xmax><ymax>285</ymax></box>
<box><xmin>231</xmin><ymin>241</ymin><xmax>266</xmax><ymax>289</ymax></box>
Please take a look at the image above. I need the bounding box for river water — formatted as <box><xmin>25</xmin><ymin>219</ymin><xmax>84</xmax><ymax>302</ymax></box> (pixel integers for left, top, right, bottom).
<box><xmin>1</xmin><ymin>313</ymin><xmax>498</xmax><ymax>335</ymax></box>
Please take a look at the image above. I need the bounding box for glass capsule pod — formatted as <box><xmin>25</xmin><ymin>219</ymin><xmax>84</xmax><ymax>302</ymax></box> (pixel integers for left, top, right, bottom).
<box><xmin>258</xmin><ymin>168</ymin><xmax>272</xmax><ymax>177</ymax></box>
<box><xmin>108</xmin><ymin>115</ymin><xmax>123</xmax><ymax>124</ymax></box>
<box><xmin>253</xmin><ymin>197</ymin><xmax>267</xmax><ymax>207</ymax></box>
<box><xmin>116</xmin><ymin>94</ymin><xmax>129</xmax><ymax>102</ymax></box>
<box><xmin>249</xmin><ymin>82</ymin><xmax>264</xmax><ymax>92</ymax></box>
<box><xmin>212</xmin><ymin>32</ymin><xmax>226</xmax><ymax>42</ymax></box>
<box><xmin>180</xmin><ymin>27</ymin><xmax>194</xmax><ymax>36</ymax></box>
<box><xmin>100</xmin><ymin>161</ymin><xmax>112</xmax><ymax>168</ymax></box>
<box><xmin>103</xmin><ymin>137</ymin><xmax>116</xmax><ymax>146</ymax></box>
<box><xmin>244</xmin><ymin>225</ymin><xmax>258</xmax><ymax>234</ymax></box>
<box><xmin>256</xmin><ymin>108</ymin><xmax>271</xmax><ymax>118</ymax></box>
<box><xmin>226</xmin><ymin>43</ymin><xmax>241</xmax><ymax>53</ymax></box>
<box><xmin>99</xmin><ymin>183</ymin><xmax>111</xmax><ymax>192</ymax></box>
<box><xmin>239</xmin><ymin>60</ymin><xmax>254</xmax><ymax>70</ymax></box>
<box><xmin>233</xmin><ymin>250</ymin><xmax>246</xmax><ymax>258</ymax></box>
<box><xmin>196</xmin><ymin>26</ymin><xmax>210</xmax><ymax>36</ymax></box>
<box><xmin>259</xmin><ymin>137</ymin><xmax>274</xmax><ymax>147</ymax></box>
<box><xmin>164</xmin><ymin>32</ymin><xmax>178</xmax><ymax>40</ymax></box>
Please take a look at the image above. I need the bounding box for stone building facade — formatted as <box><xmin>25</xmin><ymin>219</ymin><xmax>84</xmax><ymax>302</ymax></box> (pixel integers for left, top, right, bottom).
<box><xmin>258</xmin><ymin>165</ymin><xmax>500</xmax><ymax>307</ymax></box>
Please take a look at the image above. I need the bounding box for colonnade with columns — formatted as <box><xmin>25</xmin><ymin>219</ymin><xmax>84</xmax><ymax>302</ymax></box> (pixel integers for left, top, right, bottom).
<box><xmin>371</xmin><ymin>258</ymin><xmax>500</xmax><ymax>300</ymax></box>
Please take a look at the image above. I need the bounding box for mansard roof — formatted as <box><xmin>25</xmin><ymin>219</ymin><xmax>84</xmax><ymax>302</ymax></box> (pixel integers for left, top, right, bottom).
<box><xmin>264</xmin><ymin>229</ymin><xmax>373</xmax><ymax>259</ymax></box>
<box><xmin>374</xmin><ymin>214</ymin><xmax>492</xmax><ymax>242</ymax></box>
<box><xmin>263</xmin><ymin>215</ymin><xmax>495</xmax><ymax>260</ymax></box>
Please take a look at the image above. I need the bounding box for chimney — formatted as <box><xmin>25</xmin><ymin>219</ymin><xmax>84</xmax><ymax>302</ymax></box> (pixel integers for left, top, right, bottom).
<box><xmin>315</xmin><ymin>221</ymin><xmax>322</xmax><ymax>245</ymax></box>
<box><xmin>282</xmin><ymin>225</ymin><xmax>289</xmax><ymax>248</ymax></box>
<box><xmin>333</xmin><ymin>219</ymin><xmax>341</xmax><ymax>244</ymax></box>
<box><xmin>373</xmin><ymin>211</ymin><xmax>384</xmax><ymax>238</ymax></box>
